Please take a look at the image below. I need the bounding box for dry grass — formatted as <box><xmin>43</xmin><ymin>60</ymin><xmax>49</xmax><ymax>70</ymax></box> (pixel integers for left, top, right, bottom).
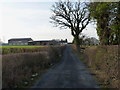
<box><xmin>2</xmin><ymin>46</ymin><xmax>65</xmax><ymax>88</ymax></box>
<box><xmin>72</xmin><ymin>45</ymin><xmax>119</xmax><ymax>88</ymax></box>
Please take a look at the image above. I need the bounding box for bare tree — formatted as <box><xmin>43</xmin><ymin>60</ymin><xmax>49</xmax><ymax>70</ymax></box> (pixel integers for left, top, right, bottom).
<box><xmin>50</xmin><ymin>0</ymin><xmax>90</xmax><ymax>50</ymax></box>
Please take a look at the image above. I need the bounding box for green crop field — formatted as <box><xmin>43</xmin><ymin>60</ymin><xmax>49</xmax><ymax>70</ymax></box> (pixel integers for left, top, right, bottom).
<box><xmin>2</xmin><ymin>45</ymin><xmax>45</xmax><ymax>48</ymax></box>
<box><xmin>1</xmin><ymin>45</ymin><xmax>46</xmax><ymax>54</ymax></box>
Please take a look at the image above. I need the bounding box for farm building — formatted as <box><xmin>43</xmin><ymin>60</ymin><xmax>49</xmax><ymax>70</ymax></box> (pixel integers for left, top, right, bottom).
<box><xmin>28</xmin><ymin>39</ymin><xmax>67</xmax><ymax>45</ymax></box>
<box><xmin>59</xmin><ymin>39</ymin><xmax>68</xmax><ymax>45</ymax></box>
<box><xmin>28</xmin><ymin>40</ymin><xmax>56</xmax><ymax>45</ymax></box>
<box><xmin>8</xmin><ymin>38</ymin><xmax>33</xmax><ymax>45</ymax></box>
<box><xmin>8</xmin><ymin>38</ymin><xmax>68</xmax><ymax>45</ymax></box>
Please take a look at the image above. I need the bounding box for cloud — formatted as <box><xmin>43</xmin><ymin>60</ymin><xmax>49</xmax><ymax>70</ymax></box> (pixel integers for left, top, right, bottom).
<box><xmin>0</xmin><ymin>4</ymin><xmax>2</xmax><ymax>34</ymax></box>
<box><xmin>1</xmin><ymin>3</ymin><xmax>52</xmax><ymax>29</ymax></box>
<box><xmin>0</xmin><ymin>0</ymin><xmax>57</xmax><ymax>3</ymax></box>
<box><xmin>0</xmin><ymin>1</ymin><xmax>98</xmax><ymax>43</ymax></box>
<box><xmin>0</xmin><ymin>2</ymin><xmax>73</xmax><ymax>42</ymax></box>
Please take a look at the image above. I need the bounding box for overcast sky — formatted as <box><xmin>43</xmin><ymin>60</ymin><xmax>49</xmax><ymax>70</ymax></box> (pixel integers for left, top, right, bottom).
<box><xmin>0</xmin><ymin>0</ymin><xmax>99</xmax><ymax>43</ymax></box>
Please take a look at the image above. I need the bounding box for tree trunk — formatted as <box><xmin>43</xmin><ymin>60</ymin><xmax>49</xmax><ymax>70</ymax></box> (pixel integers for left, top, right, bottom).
<box><xmin>74</xmin><ymin>35</ymin><xmax>81</xmax><ymax>52</ymax></box>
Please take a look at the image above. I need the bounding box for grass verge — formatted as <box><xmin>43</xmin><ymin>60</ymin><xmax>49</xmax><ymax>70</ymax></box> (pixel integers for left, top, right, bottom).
<box><xmin>72</xmin><ymin>45</ymin><xmax>119</xmax><ymax>88</ymax></box>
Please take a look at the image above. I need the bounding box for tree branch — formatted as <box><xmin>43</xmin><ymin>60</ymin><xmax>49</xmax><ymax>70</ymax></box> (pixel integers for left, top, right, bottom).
<box><xmin>50</xmin><ymin>0</ymin><xmax>91</xmax><ymax>44</ymax></box>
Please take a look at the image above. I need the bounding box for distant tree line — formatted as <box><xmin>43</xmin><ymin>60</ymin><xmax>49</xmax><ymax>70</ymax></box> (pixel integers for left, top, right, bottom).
<box><xmin>72</xmin><ymin>34</ymin><xmax>99</xmax><ymax>46</ymax></box>
<box><xmin>89</xmin><ymin>2</ymin><xmax>120</xmax><ymax>45</ymax></box>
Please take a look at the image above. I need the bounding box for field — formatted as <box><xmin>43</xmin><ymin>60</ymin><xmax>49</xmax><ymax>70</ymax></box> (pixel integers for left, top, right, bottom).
<box><xmin>2</xmin><ymin>45</ymin><xmax>44</xmax><ymax>48</ymax></box>
<box><xmin>1</xmin><ymin>45</ymin><xmax>48</xmax><ymax>55</ymax></box>
<box><xmin>2</xmin><ymin>45</ymin><xmax>65</xmax><ymax>88</ymax></box>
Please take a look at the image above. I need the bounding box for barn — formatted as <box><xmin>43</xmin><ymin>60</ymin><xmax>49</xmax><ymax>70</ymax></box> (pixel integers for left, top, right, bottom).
<box><xmin>28</xmin><ymin>40</ymin><xmax>59</xmax><ymax>45</ymax></box>
<box><xmin>8</xmin><ymin>38</ymin><xmax>33</xmax><ymax>45</ymax></box>
<box><xmin>8</xmin><ymin>38</ymin><xmax>68</xmax><ymax>45</ymax></box>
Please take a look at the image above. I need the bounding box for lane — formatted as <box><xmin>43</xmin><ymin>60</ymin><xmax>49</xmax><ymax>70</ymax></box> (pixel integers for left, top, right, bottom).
<box><xmin>32</xmin><ymin>46</ymin><xmax>99</xmax><ymax>88</ymax></box>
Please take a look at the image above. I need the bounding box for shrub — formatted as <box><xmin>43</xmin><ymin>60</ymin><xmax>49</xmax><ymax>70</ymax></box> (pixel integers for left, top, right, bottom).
<box><xmin>82</xmin><ymin>45</ymin><xmax>119</xmax><ymax>88</ymax></box>
<box><xmin>2</xmin><ymin>46</ymin><xmax>65</xmax><ymax>88</ymax></box>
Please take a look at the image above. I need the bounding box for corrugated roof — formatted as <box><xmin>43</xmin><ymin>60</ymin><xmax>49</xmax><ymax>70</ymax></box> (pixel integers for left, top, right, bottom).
<box><xmin>33</xmin><ymin>40</ymin><xmax>51</xmax><ymax>42</ymax></box>
<box><xmin>8</xmin><ymin>38</ymin><xmax>33</xmax><ymax>41</ymax></box>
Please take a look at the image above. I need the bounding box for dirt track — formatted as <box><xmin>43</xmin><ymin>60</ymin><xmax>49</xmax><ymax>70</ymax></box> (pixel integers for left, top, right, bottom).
<box><xmin>32</xmin><ymin>46</ymin><xmax>99</xmax><ymax>88</ymax></box>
